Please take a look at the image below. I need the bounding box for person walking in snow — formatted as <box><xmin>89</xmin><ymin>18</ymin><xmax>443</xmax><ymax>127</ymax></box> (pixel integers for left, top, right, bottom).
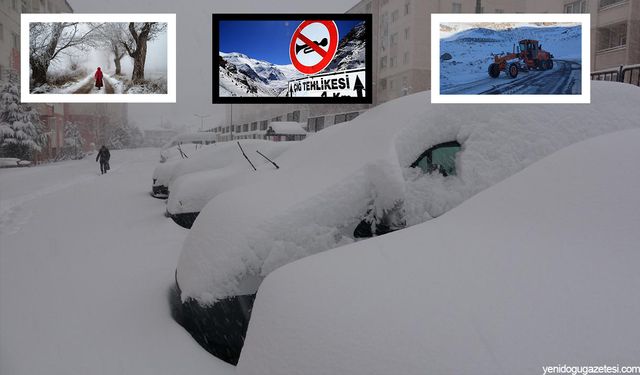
<box><xmin>96</xmin><ymin>145</ymin><xmax>110</xmax><ymax>174</ymax></box>
<box><xmin>94</xmin><ymin>67</ymin><xmax>104</xmax><ymax>90</ymax></box>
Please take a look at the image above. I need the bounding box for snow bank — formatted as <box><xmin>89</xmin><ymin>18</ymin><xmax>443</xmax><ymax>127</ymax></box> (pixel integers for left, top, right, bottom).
<box><xmin>177</xmin><ymin>81</ymin><xmax>640</xmax><ymax>305</ymax></box>
<box><xmin>238</xmin><ymin>128</ymin><xmax>640</xmax><ymax>375</ymax></box>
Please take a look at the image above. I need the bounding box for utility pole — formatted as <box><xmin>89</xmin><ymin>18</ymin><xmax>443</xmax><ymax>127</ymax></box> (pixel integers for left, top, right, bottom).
<box><xmin>229</xmin><ymin>104</ymin><xmax>233</xmax><ymax>141</ymax></box>
<box><xmin>475</xmin><ymin>0</ymin><xmax>482</xmax><ymax>13</ymax></box>
<box><xmin>193</xmin><ymin>113</ymin><xmax>211</xmax><ymax>131</ymax></box>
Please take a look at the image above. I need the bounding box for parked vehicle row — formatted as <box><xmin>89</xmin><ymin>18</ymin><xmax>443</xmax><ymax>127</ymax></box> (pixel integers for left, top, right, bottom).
<box><xmin>152</xmin><ymin>81</ymin><xmax>640</xmax><ymax>367</ymax></box>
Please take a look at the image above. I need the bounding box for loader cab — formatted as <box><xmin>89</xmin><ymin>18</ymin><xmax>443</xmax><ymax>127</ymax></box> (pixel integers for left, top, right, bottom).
<box><xmin>519</xmin><ymin>40</ymin><xmax>539</xmax><ymax>60</ymax></box>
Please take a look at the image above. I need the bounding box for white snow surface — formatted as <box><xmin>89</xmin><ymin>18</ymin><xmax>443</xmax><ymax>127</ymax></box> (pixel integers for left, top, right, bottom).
<box><xmin>0</xmin><ymin>149</ymin><xmax>233</xmax><ymax>375</ymax></box>
<box><xmin>176</xmin><ymin>81</ymin><xmax>640</xmax><ymax>305</ymax></box>
<box><xmin>440</xmin><ymin>25</ymin><xmax>581</xmax><ymax>89</ymax></box>
<box><xmin>152</xmin><ymin>139</ymin><xmax>290</xmax><ymax>189</ymax></box>
<box><xmin>238</xmin><ymin>128</ymin><xmax>640</xmax><ymax>375</ymax></box>
<box><xmin>219</xmin><ymin>52</ymin><xmax>302</xmax><ymax>97</ymax></box>
<box><xmin>167</xmin><ymin>142</ymin><xmax>293</xmax><ymax>215</ymax></box>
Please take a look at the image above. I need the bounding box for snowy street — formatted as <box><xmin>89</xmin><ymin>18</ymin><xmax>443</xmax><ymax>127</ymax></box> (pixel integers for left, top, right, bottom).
<box><xmin>0</xmin><ymin>149</ymin><xmax>233</xmax><ymax>375</ymax></box>
<box><xmin>441</xmin><ymin>59</ymin><xmax>582</xmax><ymax>95</ymax></box>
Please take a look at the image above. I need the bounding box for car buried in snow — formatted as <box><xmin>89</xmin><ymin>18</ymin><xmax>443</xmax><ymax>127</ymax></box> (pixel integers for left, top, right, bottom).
<box><xmin>237</xmin><ymin>128</ymin><xmax>640</xmax><ymax>375</ymax></box>
<box><xmin>166</xmin><ymin>143</ymin><xmax>291</xmax><ymax>229</ymax></box>
<box><xmin>171</xmin><ymin>81</ymin><xmax>640</xmax><ymax>365</ymax></box>
<box><xmin>150</xmin><ymin>139</ymin><xmax>290</xmax><ymax>200</ymax></box>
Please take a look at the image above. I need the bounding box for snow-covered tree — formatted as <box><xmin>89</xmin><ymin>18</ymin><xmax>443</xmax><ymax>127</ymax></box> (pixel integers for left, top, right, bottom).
<box><xmin>0</xmin><ymin>78</ymin><xmax>45</xmax><ymax>160</ymax></box>
<box><xmin>121</xmin><ymin>23</ymin><xmax>167</xmax><ymax>82</ymax></box>
<box><xmin>29</xmin><ymin>22</ymin><xmax>102</xmax><ymax>87</ymax></box>
<box><xmin>58</xmin><ymin>121</ymin><xmax>85</xmax><ymax>160</ymax></box>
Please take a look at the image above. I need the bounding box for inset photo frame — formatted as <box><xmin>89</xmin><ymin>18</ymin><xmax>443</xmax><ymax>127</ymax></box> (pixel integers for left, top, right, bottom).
<box><xmin>431</xmin><ymin>13</ymin><xmax>590</xmax><ymax>104</ymax></box>
<box><xmin>213</xmin><ymin>13</ymin><xmax>373</xmax><ymax>104</ymax></box>
<box><xmin>21</xmin><ymin>13</ymin><xmax>176</xmax><ymax>103</ymax></box>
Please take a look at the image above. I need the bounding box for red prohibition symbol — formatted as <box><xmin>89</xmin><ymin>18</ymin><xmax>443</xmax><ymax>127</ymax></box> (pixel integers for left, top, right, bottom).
<box><xmin>290</xmin><ymin>20</ymin><xmax>339</xmax><ymax>75</ymax></box>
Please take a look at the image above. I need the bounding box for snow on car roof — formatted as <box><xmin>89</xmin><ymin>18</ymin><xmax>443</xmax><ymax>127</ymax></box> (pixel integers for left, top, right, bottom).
<box><xmin>153</xmin><ymin>139</ymin><xmax>292</xmax><ymax>188</ymax></box>
<box><xmin>238</xmin><ymin>128</ymin><xmax>640</xmax><ymax>375</ymax></box>
<box><xmin>177</xmin><ymin>81</ymin><xmax>640</xmax><ymax>305</ymax></box>
<box><xmin>267</xmin><ymin>122</ymin><xmax>307</xmax><ymax>135</ymax></box>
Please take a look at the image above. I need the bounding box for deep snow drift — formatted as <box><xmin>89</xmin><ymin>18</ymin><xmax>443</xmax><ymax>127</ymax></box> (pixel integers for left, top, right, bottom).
<box><xmin>0</xmin><ymin>149</ymin><xmax>232</xmax><ymax>375</ymax></box>
<box><xmin>177</xmin><ymin>81</ymin><xmax>640</xmax><ymax>306</ymax></box>
<box><xmin>440</xmin><ymin>25</ymin><xmax>581</xmax><ymax>90</ymax></box>
<box><xmin>239</xmin><ymin>128</ymin><xmax>640</xmax><ymax>375</ymax></box>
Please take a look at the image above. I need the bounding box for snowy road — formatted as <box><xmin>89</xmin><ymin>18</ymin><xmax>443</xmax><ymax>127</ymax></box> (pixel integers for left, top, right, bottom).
<box><xmin>73</xmin><ymin>75</ymin><xmax>116</xmax><ymax>94</ymax></box>
<box><xmin>0</xmin><ymin>149</ymin><xmax>233</xmax><ymax>375</ymax></box>
<box><xmin>441</xmin><ymin>59</ymin><xmax>581</xmax><ymax>95</ymax></box>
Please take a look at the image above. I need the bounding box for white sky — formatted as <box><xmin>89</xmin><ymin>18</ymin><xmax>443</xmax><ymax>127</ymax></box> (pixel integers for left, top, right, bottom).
<box><xmin>69</xmin><ymin>0</ymin><xmax>359</xmax><ymax>130</ymax></box>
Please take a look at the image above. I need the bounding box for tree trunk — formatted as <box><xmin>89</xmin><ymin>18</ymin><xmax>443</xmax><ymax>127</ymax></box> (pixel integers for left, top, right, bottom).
<box><xmin>31</xmin><ymin>61</ymin><xmax>49</xmax><ymax>86</ymax></box>
<box><xmin>131</xmin><ymin>38</ymin><xmax>147</xmax><ymax>82</ymax></box>
<box><xmin>114</xmin><ymin>57</ymin><xmax>122</xmax><ymax>75</ymax></box>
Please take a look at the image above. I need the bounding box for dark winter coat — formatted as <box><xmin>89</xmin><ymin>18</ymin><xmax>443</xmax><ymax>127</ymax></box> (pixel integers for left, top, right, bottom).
<box><xmin>95</xmin><ymin>68</ymin><xmax>104</xmax><ymax>88</ymax></box>
<box><xmin>96</xmin><ymin>147</ymin><xmax>110</xmax><ymax>163</ymax></box>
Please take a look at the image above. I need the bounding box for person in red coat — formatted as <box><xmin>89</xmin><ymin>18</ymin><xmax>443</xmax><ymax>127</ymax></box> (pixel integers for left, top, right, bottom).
<box><xmin>94</xmin><ymin>67</ymin><xmax>104</xmax><ymax>90</ymax></box>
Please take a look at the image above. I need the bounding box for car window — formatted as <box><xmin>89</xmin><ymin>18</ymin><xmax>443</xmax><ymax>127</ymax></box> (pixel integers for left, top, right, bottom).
<box><xmin>411</xmin><ymin>141</ymin><xmax>461</xmax><ymax>176</ymax></box>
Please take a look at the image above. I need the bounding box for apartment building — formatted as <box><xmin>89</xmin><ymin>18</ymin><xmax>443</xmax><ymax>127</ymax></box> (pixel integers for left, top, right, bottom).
<box><xmin>218</xmin><ymin>0</ymin><xmax>636</xmax><ymax>141</ymax></box>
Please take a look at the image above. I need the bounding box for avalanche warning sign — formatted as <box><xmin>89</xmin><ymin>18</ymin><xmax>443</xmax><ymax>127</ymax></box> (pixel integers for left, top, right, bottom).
<box><xmin>289</xmin><ymin>20</ymin><xmax>339</xmax><ymax>75</ymax></box>
<box><xmin>288</xmin><ymin>68</ymin><xmax>366</xmax><ymax>98</ymax></box>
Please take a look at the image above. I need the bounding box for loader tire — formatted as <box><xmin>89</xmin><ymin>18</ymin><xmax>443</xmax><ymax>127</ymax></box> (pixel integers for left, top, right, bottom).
<box><xmin>488</xmin><ymin>63</ymin><xmax>500</xmax><ymax>78</ymax></box>
<box><xmin>508</xmin><ymin>63</ymin><xmax>519</xmax><ymax>79</ymax></box>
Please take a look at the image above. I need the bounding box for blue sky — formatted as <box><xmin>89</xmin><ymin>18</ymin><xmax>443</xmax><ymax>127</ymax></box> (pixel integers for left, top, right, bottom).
<box><xmin>219</xmin><ymin>20</ymin><xmax>361</xmax><ymax>65</ymax></box>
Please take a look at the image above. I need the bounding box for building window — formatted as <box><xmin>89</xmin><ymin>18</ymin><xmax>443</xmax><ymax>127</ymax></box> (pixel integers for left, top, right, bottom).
<box><xmin>251</xmin><ymin>122</ymin><xmax>257</xmax><ymax>131</ymax></box>
<box><xmin>404</xmin><ymin>0</ymin><xmax>410</xmax><ymax>15</ymax></box>
<box><xmin>0</xmin><ymin>24</ymin><xmax>4</xmax><ymax>41</ymax></box>
<box><xmin>334</xmin><ymin>114</ymin><xmax>346</xmax><ymax>124</ymax></box>
<box><xmin>236</xmin><ymin>125</ymin><xmax>242</xmax><ymax>133</ymax></box>
<box><xmin>12</xmin><ymin>0</ymin><xmax>17</xmax><ymax>11</ymax></box>
<box><xmin>495</xmin><ymin>9</ymin><xmax>504</xmax><ymax>13</ymax></box>
<box><xmin>564</xmin><ymin>0</ymin><xmax>587</xmax><ymax>13</ymax></box>
<box><xmin>389</xmin><ymin>79</ymin><xmax>394</xmax><ymax>90</ymax></box>
<box><xmin>452</xmin><ymin>2</ymin><xmax>461</xmax><ymax>13</ymax></box>
<box><xmin>404</xmin><ymin>27</ymin><xmax>410</xmax><ymax>40</ymax></box>
<box><xmin>600</xmin><ymin>0</ymin><xmax>626</xmax><ymax>9</ymax></box>
<box><xmin>403</xmin><ymin>51</ymin><xmax>410</xmax><ymax>65</ymax></box>
<box><xmin>286</xmin><ymin>110</ymin><xmax>300</xmax><ymax>122</ymax></box>
<box><xmin>346</xmin><ymin>112</ymin><xmax>359</xmax><ymax>121</ymax></box>
<box><xmin>391</xmin><ymin>9</ymin><xmax>399</xmax><ymax>22</ymax></box>
<box><xmin>390</xmin><ymin>56</ymin><xmax>397</xmax><ymax>67</ymax></box>
<box><xmin>380</xmin><ymin>56</ymin><xmax>387</xmax><ymax>69</ymax></box>
<box><xmin>260</xmin><ymin>120</ymin><xmax>268</xmax><ymax>130</ymax></box>
<box><xmin>597</xmin><ymin>22</ymin><xmax>627</xmax><ymax>50</ymax></box>
<box><xmin>379</xmin><ymin>78</ymin><xmax>387</xmax><ymax>90</ymax></box>
<box><xmin>271</xmin><ymin>116</ymin><xmax>282</xmax><ymax>122</ymax></box>
<box><xmin>242</xmin><ymin>123</ymin><xmax>249</xmax><ymax>132</ymax></box>
<box><xmin>307</xmin><ymin>116</ymin><xmax>325</xmax><ymax>132</ymax></box>
<box><xmin>390</xmin><ymin>33</ymin><xmax>398</xmax><ymax>46</ymax></box>
<box><xmin>11</xmin><ymin>32</ymin><xmax>18</xmax><ymax>49</ymax></box>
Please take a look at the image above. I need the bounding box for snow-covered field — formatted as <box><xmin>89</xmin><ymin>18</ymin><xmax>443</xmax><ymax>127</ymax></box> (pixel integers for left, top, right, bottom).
<box><xmin>239</xmin><ymin>128</ymin><xmax>640</xmax><ymax>375</ymax></box>
<box><xmin>0</xmin><ymin>149</ymin><xmax>232</xmax><ymax>375</ymax></box>
<box><xmin>440</xmin><ymin>25</ymin><xmax>581</xmax><ymax>93</ymax></box>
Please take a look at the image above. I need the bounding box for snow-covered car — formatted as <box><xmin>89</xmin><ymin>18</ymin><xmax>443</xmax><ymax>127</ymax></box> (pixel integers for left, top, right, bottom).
<box><xmin>237</xmin><ymin>128</ymin><xmax>640</xmax><ymax>375</ymax></box>
<box><xmin>173</xmin><ymin>81</ymin><xmax>640</xmax><ymax>365</ymax></box>
<box><xmin>159</xmin><ymin>132</ymin><xmax>218</xmax><ymax>163</ymax></box>
<box><xmin>0</xmin><ymin>158</ymin><xmax>31</xmax><ymax>168</ymax></box>
<box><xmin>166</xmin><ymin>143</ymin><xmax>291</xmax><ymax>228</ymax></box>
<box><xmin>151</xmin><ymin>139</ymin><xmax>290</xmax><ymax>199</ymax></box>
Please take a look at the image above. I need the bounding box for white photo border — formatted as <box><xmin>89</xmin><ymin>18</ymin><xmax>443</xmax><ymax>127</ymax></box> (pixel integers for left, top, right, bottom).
<box><xmin>21</xmin><ymin>13</ymin><xmax>176</xmax><ymax>103</ymax></box>
<box><xmin>431</xmin><ymin>13</ymin><xmax>591</xmax><ymax>104</ymax></box>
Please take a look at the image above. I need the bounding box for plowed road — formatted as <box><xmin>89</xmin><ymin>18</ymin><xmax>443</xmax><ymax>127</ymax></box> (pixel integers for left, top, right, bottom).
<box><xmin>442</xmin><ymin>59</ymin><xmax>581</xmax><ymax>95</ymax></box>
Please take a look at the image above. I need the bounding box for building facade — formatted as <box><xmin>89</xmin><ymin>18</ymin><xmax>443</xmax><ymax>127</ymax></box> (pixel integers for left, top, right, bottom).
<box><xmin>217</xmin><ymin>0</ymin><xmax>636</xmax><ymax>142</ymax></box>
